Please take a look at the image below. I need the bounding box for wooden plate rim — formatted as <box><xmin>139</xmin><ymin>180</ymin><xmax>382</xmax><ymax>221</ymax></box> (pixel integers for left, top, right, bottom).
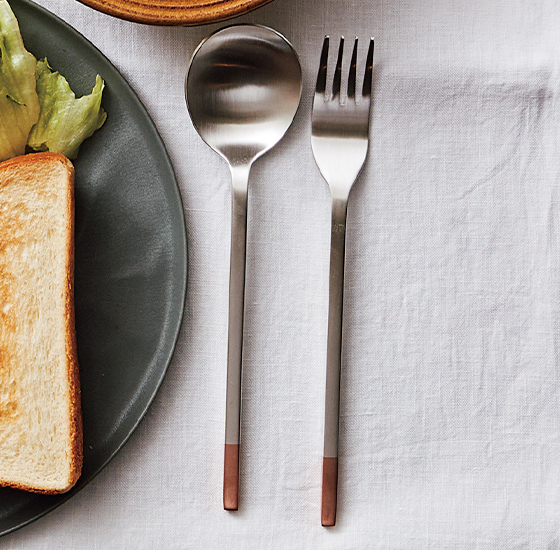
<box><xmin>77</xmin><ymin>0</ymin><xmax>274</xmax><ymax>25</ymax></box>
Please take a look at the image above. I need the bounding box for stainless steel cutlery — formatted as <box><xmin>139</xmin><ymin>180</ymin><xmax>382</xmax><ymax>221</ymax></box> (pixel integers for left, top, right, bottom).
<box><xmin>311</xmin><ymin>35</ymin><xmax>374</xmax><ymax>527</ymax></box>
<box><xmin>185</xmin><ymin>24</ymin><xmax>302</xmax><ymax>511</ymax></box>
<box><xmin>186</xmin><ymin>27</ymin><xmax>374</xmax><ymax>524</ymax></box>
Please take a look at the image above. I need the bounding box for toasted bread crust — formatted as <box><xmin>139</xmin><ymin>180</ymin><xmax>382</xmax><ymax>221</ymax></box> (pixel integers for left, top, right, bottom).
<box><xmin>0</xmin><ymin>152</ymin><xmax>82</xmax><ymax>494</ymax></box>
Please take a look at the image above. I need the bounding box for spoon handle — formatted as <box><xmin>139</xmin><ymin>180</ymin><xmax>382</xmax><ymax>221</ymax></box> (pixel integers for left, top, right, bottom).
<box><xmin>223</xmin><ymin>164</ymin><xmax>250</xmax><ymax>511</ymax></box>
<box><xmin>322</xmin><ymin>196</ymin><xmax>348</xmax><ymax>526</ymax></box>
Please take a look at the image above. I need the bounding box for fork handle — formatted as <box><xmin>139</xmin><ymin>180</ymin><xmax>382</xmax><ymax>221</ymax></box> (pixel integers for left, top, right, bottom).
<box><xmin>322</xmin><ymin>196</ymin><xmax>348</xmax><ymax>527</ymax></box>
<box><xmin>223</xmin><ymin>163</ymin><xmax>251</xmax><ymax>511</ymax></box>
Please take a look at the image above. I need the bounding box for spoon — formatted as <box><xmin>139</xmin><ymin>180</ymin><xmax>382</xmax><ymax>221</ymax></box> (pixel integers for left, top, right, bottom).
<box><xmin>185</xmin><ymin>24</ymin><xmax>302</xmax><ymax>511</ymax></box>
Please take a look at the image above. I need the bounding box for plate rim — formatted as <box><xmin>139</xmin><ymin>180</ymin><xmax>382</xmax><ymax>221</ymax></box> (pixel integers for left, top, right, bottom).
<box><xmin>2</xmin><ymin>0</ymin><xmax>187</xmax><ymax>537</ymax></box>
<box><xmin>77</xmin><ymin>0</ymin><xmax>273</xmax><ymax>26</ymax></box>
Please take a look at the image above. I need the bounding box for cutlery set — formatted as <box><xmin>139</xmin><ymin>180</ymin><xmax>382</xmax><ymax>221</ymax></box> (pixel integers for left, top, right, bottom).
<box><xmin>186</xmin><ymin>25</ymin><xmax>374</xmax><ymax>526</ymax></box>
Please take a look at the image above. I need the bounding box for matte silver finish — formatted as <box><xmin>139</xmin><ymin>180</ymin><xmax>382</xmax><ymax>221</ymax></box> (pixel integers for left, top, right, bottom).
<box><xmin>312</xmin><ymin>36</ymin><xmax>374</xmax><ymax>461</ymax></box>
<box><xmin>185</xmin><ymin>22</ymin><xmax>302</xmax><ymax>471</ymax></box>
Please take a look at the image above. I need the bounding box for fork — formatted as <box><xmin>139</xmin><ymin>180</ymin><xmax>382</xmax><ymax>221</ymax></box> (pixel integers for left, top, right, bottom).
<box><xmin>311</xmin><ymin>35</ymin><xmax>374</xmax><ymax>527</ymax></box>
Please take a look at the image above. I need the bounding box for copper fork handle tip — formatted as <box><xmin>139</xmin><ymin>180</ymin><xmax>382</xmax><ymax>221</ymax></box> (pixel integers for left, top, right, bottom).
<box><xmin>321</xmin><ymin>456</ymin><xmax>338</xmax><ymax>526</ymax></box>
<box><xmin>223</xmin><ymin>443</ymin><xmax>240</xmax><ymax>510</ymax></box>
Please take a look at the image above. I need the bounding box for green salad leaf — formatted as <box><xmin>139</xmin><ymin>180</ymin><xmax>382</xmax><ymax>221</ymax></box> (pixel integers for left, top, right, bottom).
<box><xmin>27</xmin><ymin>59</ymin><xmax>107</xmax><ymax>159</ymax></box>
<box><xmin>0</xmin><ymin>0</ymin><xmax>40</xmax><ymax>162</ymax></box>
<box><xmin>0</xmin><ymin>0</ymin><xmax>106</xmax><ymax>162</ymax></box>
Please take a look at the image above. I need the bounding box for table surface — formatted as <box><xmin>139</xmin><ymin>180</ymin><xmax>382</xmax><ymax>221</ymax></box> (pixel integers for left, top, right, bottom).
<box><xmin>4</xmin><ymin>0</ymin><xmax>560</xmax><ymax>548</ymax></box>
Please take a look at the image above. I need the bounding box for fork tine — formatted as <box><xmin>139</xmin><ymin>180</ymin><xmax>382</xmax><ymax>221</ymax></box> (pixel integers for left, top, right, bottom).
<box><xmin>347</xmin><ymin>37</ymin><xmax>358</xmax><ymax>99</ymax></box>
<box><xmin>332</xmin><ymin>37</ymin><xmax>344</xmax><ymax>99</ymax></box>
<box><xmin>315</xmin><ymin>36</ymin><xmax>329</xmax><ymax>96</ymax></box>
<box><xmin>362</xmin><ymin>38</ymin><xmax>375</xmax><ymax>98</ymax></box>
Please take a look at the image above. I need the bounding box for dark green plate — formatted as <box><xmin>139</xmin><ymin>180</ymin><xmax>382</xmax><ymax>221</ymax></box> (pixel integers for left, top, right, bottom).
<box><xmin>0</xmin><ymin>0</ymin><xmax>187</xmax><ymax>536</ymax></box>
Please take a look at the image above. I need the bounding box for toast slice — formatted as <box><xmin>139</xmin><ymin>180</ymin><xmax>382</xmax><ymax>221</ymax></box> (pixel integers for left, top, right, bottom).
<box><xmin>0</xmin><ymin>152</ymin><xmax>82</xmax><ymax>494</ymax></box>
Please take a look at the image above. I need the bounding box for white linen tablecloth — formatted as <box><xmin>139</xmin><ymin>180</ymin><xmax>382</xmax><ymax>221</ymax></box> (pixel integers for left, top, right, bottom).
<box><xmin>5</xmin><ymin>0</ymin><xmax>560</xmax><ymax>547</ymax></box>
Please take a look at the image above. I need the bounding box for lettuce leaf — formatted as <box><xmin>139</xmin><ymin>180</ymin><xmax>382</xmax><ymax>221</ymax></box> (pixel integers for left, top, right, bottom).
<box><xmin>0</xmin><ymin>0</ymin><xmax>107</xmax><ymax>162</ymax></box>
<box><xmin>27</xmin><ymin>59</ymin><xmax>107</xmax><ymax>159</ymax></box>
<box><xmin>0</xmin><ymin>0</ymin><xmax>40</xmax><ymax>162</ymax></box>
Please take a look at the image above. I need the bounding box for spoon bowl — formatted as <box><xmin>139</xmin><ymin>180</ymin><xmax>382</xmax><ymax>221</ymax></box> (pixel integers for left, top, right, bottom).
<box><xmin>186</xmin><ymin>25</ymin><xmax>302</xmax><ymax>163</ymax></box>
<box><xmin>185</xmin><ymin>24</ymin><xmax>302</xmax><ymax>511</ymax></box>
